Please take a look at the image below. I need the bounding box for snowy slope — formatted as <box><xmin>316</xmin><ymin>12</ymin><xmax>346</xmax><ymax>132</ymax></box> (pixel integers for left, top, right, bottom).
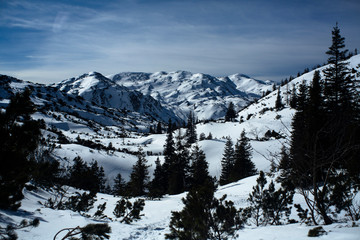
<box><xmin>3</xmin><ymin>173</ymin><xmax>359</xmax><ymax>240</ymax></box>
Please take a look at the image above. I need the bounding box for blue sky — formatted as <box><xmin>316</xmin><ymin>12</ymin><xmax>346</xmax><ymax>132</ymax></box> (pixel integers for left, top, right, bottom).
<box><xmin>1</xmin><ymin>0</ymin><xmax>359</xmax><ymax>84</ymax></box>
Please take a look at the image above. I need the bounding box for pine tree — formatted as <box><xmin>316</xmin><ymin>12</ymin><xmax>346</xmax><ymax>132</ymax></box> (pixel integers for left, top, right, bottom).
<box><xmin>289</xmin><ymin>85</ymin><xmax>297</xmax><ymax>109</ymax></box>
<box><xmin>167</xmin><ymin>156</ymin><xmax>243</xmax><ymax>240</ymax></box>
<box><xmin>275</xmin><ymin>87</ymin><xmax>283</xmax><ymax>110</ymax></box>
<box><xmin>127</xmin><ymin>148</ymin><xmax>149</xmax><ymax>196</ymax></box>
<box><xmin>162</xmin><ymin>125</ymin><xmax>176</xmax><ymax>193</ymax></box>
<box><xmin>247</xmin><ymin>171</ymin><xmax>267</xmax><ymax>226</ymax></box>
<box><xmin>225</xmin><ymin>102</ymin><xmax>236</xmax><ymax>122</ymax></box>
<box><xmin>219</xmin><ymin>137</ymin><xmax>235</xmax><ymax>186</ymax></box>
<box><xmin>174</xmin><ymin>130</ymin><xmax>191</xmax><ymax>191</ymax></box>
<box><xmin>113</xmin><ymin>173</ymin><xmax>126</xmax><ymax>196</ymax></box>
<box><xmin>156</xmin><ymin>121</ymin><xmax>162</xmax><ymax>134</ymax></box>
<box><xmin>185</xmin><ymin>111</ymin><xmax>197</xmax><ymax>145</ymax></box>
<box><xmin>67</xmin><ymin>158</ymin><xmax>105</xmax><ymax>194</ymax></box>
<box><xmin>0</xmin><ymin>89</ymin><xmax>42</xmax><ymax>210</ymax></box>
<box><xmin>285</xmin><ymin>25</ymin><xmax>360</xmax><ymax>225</ymax></box>
<box><xmin>148</xmin><ymin>157</ymin><xmax>166</xmax><ymax>198</ymax></box>
<box><xmin>90</xmin><ymin>161</ymin><xmax>106</xmax><ymax>193</ymax></box>
<box><xmin>230</xmin><ymin>131</ymin><xmax>257</xmax><ymax>182</ymax></box>
<box><xmin>188</xmin><ymin>145</ymin><xmax>213</xmax><ymax>189</ymax></box>
<box><xmin>323</xmin><ymin>23</ymin><xmax>354</xmax><ymax>116</ymax></box>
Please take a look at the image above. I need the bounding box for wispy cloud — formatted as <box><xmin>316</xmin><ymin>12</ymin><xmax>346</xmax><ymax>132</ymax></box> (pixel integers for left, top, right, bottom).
<box><xmin>1</xmin><ymin>0</ymin><xmax>359</xmax><ymax>84</ymax></box>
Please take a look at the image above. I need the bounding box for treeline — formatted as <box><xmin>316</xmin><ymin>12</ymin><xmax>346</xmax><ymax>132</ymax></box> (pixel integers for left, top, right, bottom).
<box><xmin>278</xmin><ymin>24</ymin><xmax>360</xmax><ymax>225</ymax></box>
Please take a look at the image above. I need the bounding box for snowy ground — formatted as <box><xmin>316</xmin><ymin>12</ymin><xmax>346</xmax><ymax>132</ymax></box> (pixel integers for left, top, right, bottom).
<box><xmin>1</xmin><ymin>175</ymin><xmax>359</xmax><ymax>240</ymax></box>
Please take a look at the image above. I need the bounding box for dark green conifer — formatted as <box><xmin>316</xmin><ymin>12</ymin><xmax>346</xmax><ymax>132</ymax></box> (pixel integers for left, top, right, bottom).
<box><xmin>113</xmin><ymin>173</ymin><xmax>126</xmax><ymax>196</ymax></box>
<box><xmin>219</xmin><ymin>137</ymin><xmax>234</xmax><ymax>186</ymax></box>
<box><xmin>0</xmin><ymin>89</ymin><xmax>41</xmax><ymax>210</ymax></box>
<box><xmin>230</xmin><ymin>131</ymin><xmax>257</xmax><ymax>182</ymax></box>
<box><xmin>127</xmin><ymin>148</ymin><xmax>149</xmax><ymax>196</ymax></box>
<box><xmin>225</xmin><ymin>102</ymin><xmax>236</xmax><ymax>122</ymax></box>
<box><xmin>185</xmin><ymin>111</ymin><xmax>197</xmax><ymax>145</ymax></box>
<box><xmin>148</xmin><ymin>157</ymin><xmax>166</xmax><ymax>198</ymax></box>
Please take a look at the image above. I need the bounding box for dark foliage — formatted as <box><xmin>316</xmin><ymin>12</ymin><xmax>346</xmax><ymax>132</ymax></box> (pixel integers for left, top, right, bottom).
<box><xmin>245</xmin><ymin>171</ymin><xmax>294</xmax><ymax>226</ymax></box>
<box><xmin>148</xmin><ymin>157</ymin><xmax>167</xmax><ymax>198</ymax></box>
<box><xmin>127</xmin><ymin>148</ymin><xmax>150</xmax><ymax>196</ymax></box>
<box><xmin>219</xmin><ymin>137</ymin><xmax>234</xmax><ymax>186</ymax></box>
<box><xmin>0</xmin><ymin>218</ymin><xmax>40</xmax><ymax>240</ymax></box>
<box><xmin>166</xmin><ymin>180</ymin><xmax>243</xmax><ymax>240</ymax></box>
<box><xmin>63</xmin><ymin>192</ymin><xmax>96</xmax><ymax>215</ymax></box>
<box><xmin>283</xmin><ymin>24</ymin><xmax>360</xmax><ymax>225</ymax></box>
<box><xmin>53</xmin><ymin>223</ymin><xmax>111</xmax><ymax>240</ymax></box>
<box><xmin>275</xmin><ymin>88</ymin><xmax>284</xmax><ymax>110</ymax></box>
<box><xmin>230</xmin><ymin>131</ymin><xmax>257</xmax><ymax>182</ymax></box>
<box><xmin>113</xmin><ymin>197</ymin><xmax>145</xmax><ymax>224</ymax></box>
<box><xmin>185</xmin><ymin>111</ymin><xmax>197</xmax><ymax>145</ymax></box>
<box><xmin>68</xmin><ymin>157</ymin><xmax>106</xmax><ymax>194</ymax></box>
<box><xmin>225</xmin><ymin>102</ymin><xmax>236</xmax><ymax>122</ymax></box>
<box><xmin>0</xmin><ymin>88</ymin><xmax>42</xmax><ymax>210</ymax></box>
<box><xmin>112</xmin><ymin>173</ymin><xmax>127</xmax><ymax>196</ymax></box>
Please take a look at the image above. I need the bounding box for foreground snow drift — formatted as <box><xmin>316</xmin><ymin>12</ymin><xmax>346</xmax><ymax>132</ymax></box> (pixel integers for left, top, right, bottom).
<box><xmin>1</xmin><ymin>175</ymin><xmax>359</xmax><ymax>240</ymax></box>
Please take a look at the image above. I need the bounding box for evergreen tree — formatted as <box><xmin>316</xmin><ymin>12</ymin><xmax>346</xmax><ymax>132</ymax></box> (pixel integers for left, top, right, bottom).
<box><xmin>289</xmin><ymin>85</ymin><xmax>297</xmax><ymax>109</ymax></box>
<box><xmin>156</xmin><ymin>121</ymin><xmax>162</xmax><ymax>134</ymax></box>
<box><xmin>113</xmin><ymin>197</ymin><xmax>145</xmax><ymax>224</ymax></box>
<box><xmin>175</xmin><ymin>130</ymin><xmax>191</xmax><ymax>191</ymax></box>
<box><xmin>230</xmin><ymin>131</ymin><xmax>257</xmax><ymax>182</ymax></box>
<box><xmin>148</xmin><ymin>157</ymin><xmax>167</xmax><ymax>198</ymax></box>
<box><xmin>323</xmin><ymin>23</ymin><xmax>354</xmax><ymax>116</ymax></box>
<box><xmin>246</xmin><ymin>171</ymin><xmax>267</xmax><ymax>226</ymax></box>
<box><xmin>127</xmin><ymin>148</ymin><xmax>149</xmax><ymax>196</ymax></box>
<box><xmin>219</xmin><ymin>137</ymin><xmax>235</xmax><ymax>186</ymax></box>
<box><xmin>68</xmin><ymin>158</ymin><xmax>106</xmax><ymax>194</ymax></box>
<box><xmin>188</xmin><ymin>145</ymin><xmax>213</xmax><ymax>189</ymax></box>
<box><xmin>277</xmin><ymin>146</ymin><xmax>293</xmax><ymax>190</ymax></box>
<box><xmin>0</xmin><ymin>89</ymin><xmax>41</xmax><ymax>210</ymax></box>
<box><xmin>225</xmin><ymin>102</ymin><xmax>236</xmax><ymax>122</ymax></box>
<box><xmin>167</xmin><ymin>118</ymin><xmax>174</xmax><ymax>133</ymax></box>
<box><xmin>285</xmin><ymin>24</ymin><xmax>360</xmax><ymax>225</ymax></box>
<box><xmin>162</xmin><ymin>124</ymin><xmax>176</xmax><ymax>193</ymax></box>
<box><xmin>185</xmin><ymin>111</ymin><xmax>197</xmax><ymax>145</ymax></box>
<box><xmin>275</xmin><ymin>87</ymin><xmax>284</xmax><ymax>110</ymax></box>
<box><xmin>113</xmin><ymin>173</ymin><xmax>126</xmax><ymax>196</ymax></box>
<box><xmin>167</xmin><ymin>156</ymin><xmax>243</xmax><ymax>240</ymax></box>
<box><xmin>246</xmin><ymin>171</ymin><xmax>294</xmax><ymax>226</ymax></box>
<box><xmin>90</xmin><ymin>161</ymin><xmax>106</xmax><ymax>193</ymax></box>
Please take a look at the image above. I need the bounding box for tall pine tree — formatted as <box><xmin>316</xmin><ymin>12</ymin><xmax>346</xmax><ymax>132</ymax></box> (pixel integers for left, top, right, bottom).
<box><xmin>127</xmin><ymin>147</ymin><xmax>150</xmax><ymax>197</ymax></box>
<box><xmin>230</xmin><ymin>130</ymin><xmax>257</xmax><ymax>182</ymax></box>
<box><xmin>148</xmin><ymin>157</ymin><xmax>167</xmax><ymax>198</ymax></box>
<box><xmin>185</xmin><ymin>111</ymin><xmax>197</xmax><ymax>145</ymax></box>
<box><xmin>0</xmin><ymin>89</ymin><xmax>41</xmax><ymax>210</ymax></box>
<box><xmin>225</xmin><ymin>102</ymin><xmax>236</xmax><ymax>122</ymax></box>
<box><xmin>219</xmin><ymin>137</ymin><xmax>235</xmax><ymax>186</ymax></box>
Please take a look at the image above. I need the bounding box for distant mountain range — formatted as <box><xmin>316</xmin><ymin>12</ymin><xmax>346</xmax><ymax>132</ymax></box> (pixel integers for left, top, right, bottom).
<box><xmin>1</xmin><ymin>70</ymin><xmax>275</xmax><ymax>129</ymax></box>
<box><xmin>109</xmin><ymin>71</ymin><xmax>274</xmax><ymax>120</ymax></box>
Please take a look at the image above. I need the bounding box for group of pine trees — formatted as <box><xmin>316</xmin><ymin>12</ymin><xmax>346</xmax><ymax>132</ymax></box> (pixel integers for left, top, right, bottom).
<box><xmin>219</xmin><ymin>131</ymin><xmax>257</xmax><ymax>185</ymax></box>
<box><xmin>112</xmin><ymin>111</ymin><xmax>200</xmax><ymax>198</ymax></box>
<box><xmin>279</xmin><ymin>23</ymin><xmax>360</xmax><ymax>225</ymax></box>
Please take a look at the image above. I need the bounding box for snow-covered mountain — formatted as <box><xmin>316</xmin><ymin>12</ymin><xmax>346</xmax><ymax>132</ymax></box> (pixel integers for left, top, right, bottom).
<box><xmin>109</xmin><ymin>71</ymin><xmax>274</xmax><ymax>120</ymax></box>
<box><xmin>0</xmin><ymin>74</ymin><xmax>179</xmax><ymax>134</ymax></box>
<box><xmin>54</xmin><ymin>71</ymin><xmax>178</xmax><ymax>124</ymax></box>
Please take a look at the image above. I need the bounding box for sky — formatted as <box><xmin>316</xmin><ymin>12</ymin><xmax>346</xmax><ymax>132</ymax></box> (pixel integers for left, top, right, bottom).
<box><xmin>0</xmin><ymin>0</ymin><xmax>360</xmax><ymax>84</ymax></box>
